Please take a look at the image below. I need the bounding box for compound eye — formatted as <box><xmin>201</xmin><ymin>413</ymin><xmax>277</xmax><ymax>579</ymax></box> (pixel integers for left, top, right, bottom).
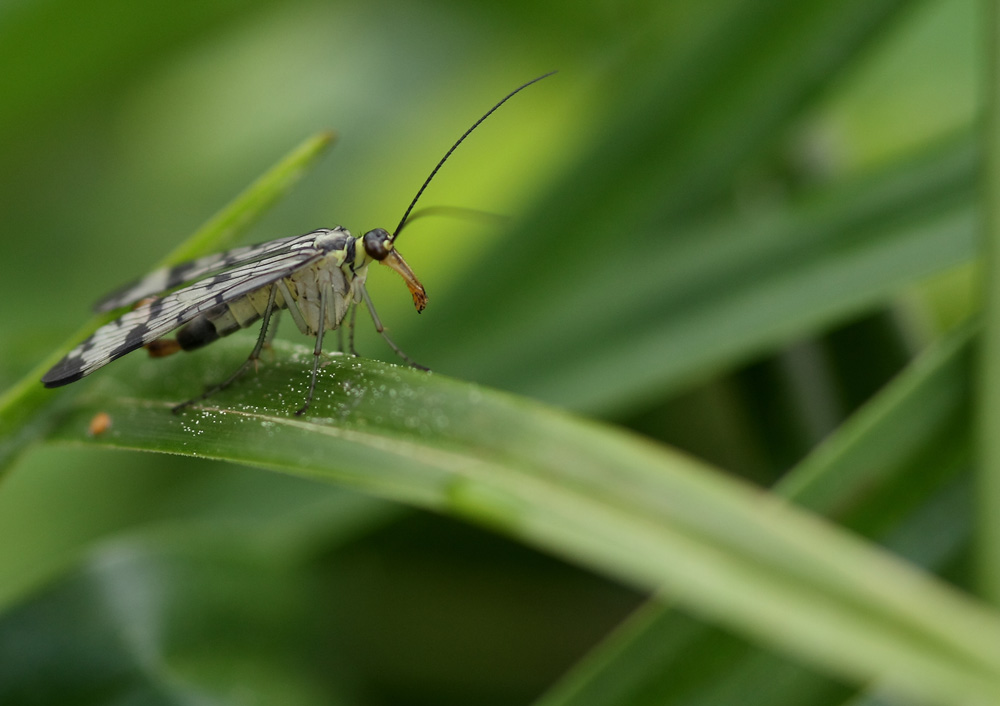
<box><xmin>362</xmin><ymin>228</ymin><xmax>393</xmax><ymax>261</ymax></box>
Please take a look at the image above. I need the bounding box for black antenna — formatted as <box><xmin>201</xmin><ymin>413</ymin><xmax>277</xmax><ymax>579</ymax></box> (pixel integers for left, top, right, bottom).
<box><xmin>390</xmin><ymin>71</ymin><xmax>556</xmax><ymax>241</ymax></box>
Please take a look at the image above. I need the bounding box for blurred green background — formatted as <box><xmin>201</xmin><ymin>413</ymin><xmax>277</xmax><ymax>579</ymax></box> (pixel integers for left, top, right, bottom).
<box><xmin>0</xmin><ymin>0</ymin><xmax>984</xmax><ymax>704</ymax></box>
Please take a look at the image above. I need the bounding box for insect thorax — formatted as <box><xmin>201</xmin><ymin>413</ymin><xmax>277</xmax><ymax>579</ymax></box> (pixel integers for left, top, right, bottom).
<box><xmin>174</xmin><ymin>227</ymin><xmax>370</xmax><ymax>351</ymax></box>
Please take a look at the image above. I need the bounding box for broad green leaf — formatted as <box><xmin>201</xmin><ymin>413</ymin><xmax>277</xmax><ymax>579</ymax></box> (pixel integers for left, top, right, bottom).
<box><xmin>37</xmin><ymin>336</ymin><xmax>1000</xmax><ymax>706</ymax></box>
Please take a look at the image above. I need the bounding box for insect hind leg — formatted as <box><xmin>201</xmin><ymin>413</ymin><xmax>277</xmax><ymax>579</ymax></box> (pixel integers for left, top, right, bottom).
<box><xmin>172</xmin><ymin>285</ymin><xmax>280</xmax><ymax>413</ymax></box>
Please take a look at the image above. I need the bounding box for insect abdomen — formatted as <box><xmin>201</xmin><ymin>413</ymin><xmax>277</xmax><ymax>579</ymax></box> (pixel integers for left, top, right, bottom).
<box><xmin>176</xmin><ymin>285</ymin><xmax>279</xmax><ymax>351</ymax></box>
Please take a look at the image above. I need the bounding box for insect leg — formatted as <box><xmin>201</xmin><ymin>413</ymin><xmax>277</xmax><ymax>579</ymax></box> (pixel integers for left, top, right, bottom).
<box><xmin>358</xmin><ymin>282</ymin><xmax>428</xmax><ymax>370</ymax></box>
<box><xmin>347</xmin><ymin>303</ymin><xmax>359</xmax><ymax>356</ymax></box>
<box><xmin>335</xmin><ymin>304</ymin><xmax>358</xmax><ymax>355</ymax></box>
<box><xmin>172</xmin><ymin>284</ymin><xmax>280</xmax><ymax>413</ymax></box>
<box><xmin>335</xmin><ymin>304</ymin><xmax>360</xmax><ymax>356</ymax></box>
<box><xmin>263</xmin><ymin>310</ymin><xmax>281</xmax><ymax>345</ymax></box>
<box><xmin>296</xmin><ymin>288</ymin><xmax>328</xmax><ymax>416</ymax></box>
<box><xmin>277</xmin><ymin>280</ymin><xmax>308</xmax><ymax>334</ymax></box>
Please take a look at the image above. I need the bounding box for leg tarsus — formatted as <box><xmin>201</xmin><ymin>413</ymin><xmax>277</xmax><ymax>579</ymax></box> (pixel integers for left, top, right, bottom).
<box><xmin>172</xmin><ymin>355</ymin><xmax>258</xmax><ymax>413</ymax></box>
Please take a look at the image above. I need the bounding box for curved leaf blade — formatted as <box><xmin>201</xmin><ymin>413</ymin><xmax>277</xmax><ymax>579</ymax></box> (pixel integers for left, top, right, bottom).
<box><xmin>41</xmin><ymin>338</ymin><xmax>1000</xmax><ymax>705</ymax></box>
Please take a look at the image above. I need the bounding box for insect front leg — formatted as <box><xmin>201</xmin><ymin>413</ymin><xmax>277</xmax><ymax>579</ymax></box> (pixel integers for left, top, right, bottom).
<box><xmin>358</xmin><ymin>282</ymin><xmax>427</xmax><ymax>370</ymax></box>
<box><xmin>172</xmin><ymin>284</ymin><xmax>280</xmax><ymax>413</ymax></box>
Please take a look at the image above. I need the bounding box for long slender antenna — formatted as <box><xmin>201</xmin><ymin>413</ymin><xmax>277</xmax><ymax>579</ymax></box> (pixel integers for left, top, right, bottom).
<box><xmin>390</xmin><ymin>71</ymin><xmax>556</xmax><ymax>241</ymax></box>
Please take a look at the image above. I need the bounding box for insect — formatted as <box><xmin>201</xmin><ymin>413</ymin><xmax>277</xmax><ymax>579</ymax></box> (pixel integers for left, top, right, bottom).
<box><xmin>42</xmin><ymin>72</ymin><xmax>554</xmax><ymax>415</ymax></box>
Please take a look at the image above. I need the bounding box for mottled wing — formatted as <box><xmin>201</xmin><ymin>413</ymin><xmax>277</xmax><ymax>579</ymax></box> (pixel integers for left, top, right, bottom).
<box><xmin>94</xmin><ymin>234</ymin><xmax>307</xmax><ymax>312</ymax></box>
<box><xmin>42</xmin><ymin>237</ymin><xmax>326</xmax><ymax>387</ymax></box>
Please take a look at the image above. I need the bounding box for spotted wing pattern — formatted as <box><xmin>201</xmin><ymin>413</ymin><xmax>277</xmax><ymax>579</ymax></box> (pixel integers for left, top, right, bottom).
<box><xmin>42</xmin><ymin>232</ymin><xmax>330</xmax><ymax>387</ymax></box>
<box><xmin>94</xmin><ymin>234</ymin><xmax>307</xmax><ymax>312</ymax></box>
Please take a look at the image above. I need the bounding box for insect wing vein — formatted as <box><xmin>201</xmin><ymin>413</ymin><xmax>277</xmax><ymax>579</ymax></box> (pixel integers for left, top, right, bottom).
<box><xmin>93</xmin><ymin>234</ymin><xmax>313</xmax><ymax>312</ymax></box>
<box><xmin>42</xmin><ymin>243</ymin><xmax>325</xmax><ymax>387</ymax></box>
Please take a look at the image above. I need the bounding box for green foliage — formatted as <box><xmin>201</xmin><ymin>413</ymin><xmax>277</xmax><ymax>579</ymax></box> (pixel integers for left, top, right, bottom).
<box><xmin>0</xmin><ymin>0</ymin><xmax>994</xmax><ymax>704</ymax></box>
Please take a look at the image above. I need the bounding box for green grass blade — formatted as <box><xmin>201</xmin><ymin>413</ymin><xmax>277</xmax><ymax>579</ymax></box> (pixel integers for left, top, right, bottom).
<box><xmin>536</xmin><ymin>320</ymin><xmax>977</xmax><ymax>706</ymax></box>
<box><xmin>0</xmin><ymin>132</ymin><xmax>334</xmax><ymax>473</ymax></box>
<box><xmin>427</xmin><ymin>132</ymin><xmax>977</xmax><ymax>414</ymax></box>
<box><xmin>419</xmin><ymin>0</ymin><xmax>919</xmax><ymax>406</ymax></box>
<box><xmin>780</xmin><ymin>318</ymin><xmax>974</xmax><ymax>518</ymax></box>
<box><xmin>159</xmin><ymin>131</ymin><xmax>334</xmax><ymax>266</ymax></box>
<box><xmin>39</xmin><ymin>337</ymin><xmax>1000</xmax><ymax>705</ymax></box>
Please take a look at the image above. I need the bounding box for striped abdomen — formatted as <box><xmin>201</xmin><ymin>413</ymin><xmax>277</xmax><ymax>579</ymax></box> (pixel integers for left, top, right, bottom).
<box><xmin>171</xmin><ymin>257</ymin><xmax>357</xmax><ymax>352</ymax></box>
<box><xmin>175</xmin><ymin>284</ymin><xmax>280</xmax><ymax>351</ymax></box>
